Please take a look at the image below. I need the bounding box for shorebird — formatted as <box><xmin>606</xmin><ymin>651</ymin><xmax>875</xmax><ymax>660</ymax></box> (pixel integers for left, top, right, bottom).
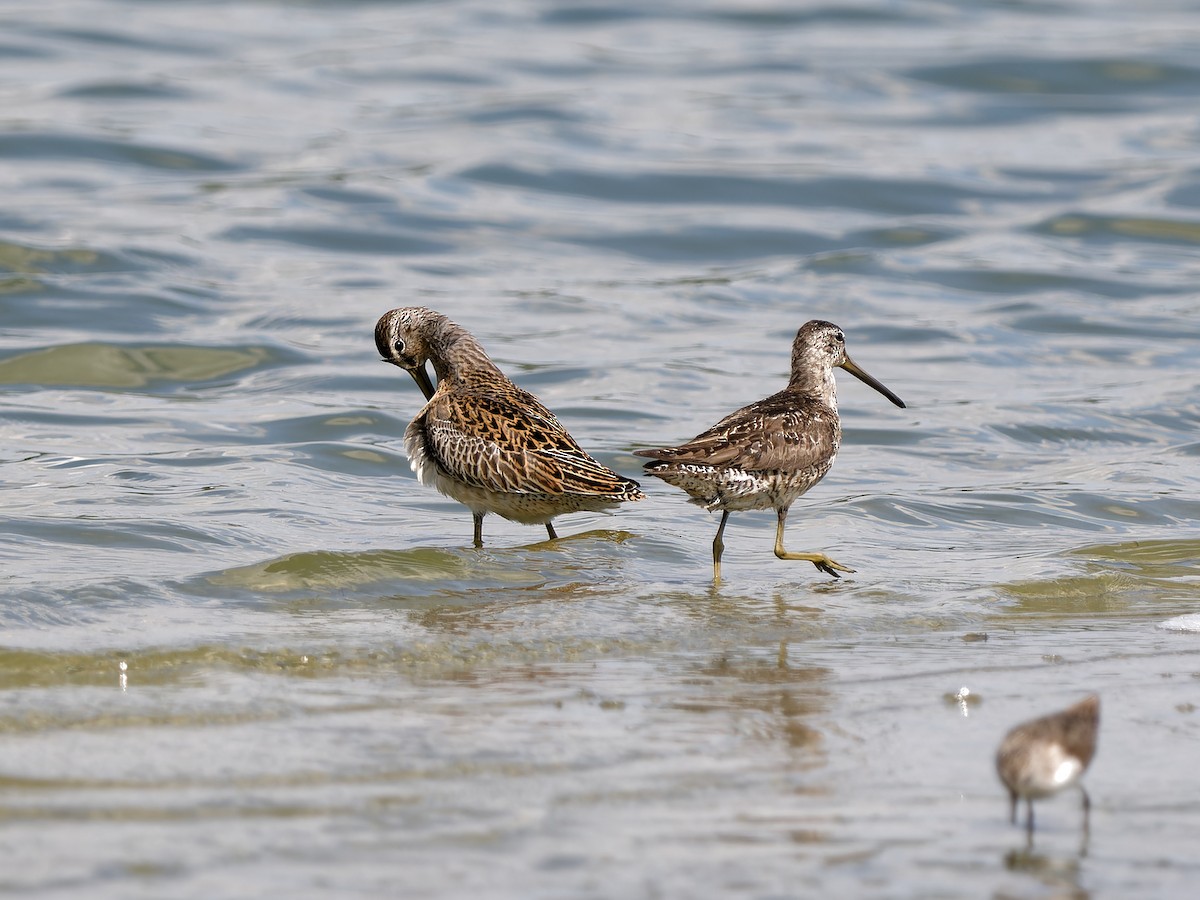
<box><xmin>996</xmin><ymin>695</ymin><xmax>1100</xmax><ymax>834</ymax></box>
<box><xmin>375</xmin><ymin>307</ymin><xmax>644</xmax><ymax>546</ymax></box>
<box><xmin>635</xmin><ymin>320</ymin><xmax>904</xmax><ymax>582</ymax></box>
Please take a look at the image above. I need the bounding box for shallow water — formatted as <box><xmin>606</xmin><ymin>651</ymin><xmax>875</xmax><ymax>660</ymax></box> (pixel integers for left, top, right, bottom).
<box><xmin>3</xmin><ymin>0</ymin><xmax>1200</xmax><ymax>896</ymax></box>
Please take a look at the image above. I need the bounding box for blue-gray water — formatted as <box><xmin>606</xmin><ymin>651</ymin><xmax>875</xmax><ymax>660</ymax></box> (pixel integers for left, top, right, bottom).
<box><xmin>3</xmin><ymin>1</ymin><xmax>1200</xmax><ymax>896</ymax></box>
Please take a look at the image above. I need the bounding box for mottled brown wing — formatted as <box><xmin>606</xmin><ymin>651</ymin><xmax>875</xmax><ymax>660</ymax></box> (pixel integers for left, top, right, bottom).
<box><xmin>638</xmin><ymin>393</ymin><xmax>837</xmax><ymax>473</ymax></box>
<box><xmin>422</xmin><ymin>385</ymin><xmax>636</xmax><ymax>496</ymax></box>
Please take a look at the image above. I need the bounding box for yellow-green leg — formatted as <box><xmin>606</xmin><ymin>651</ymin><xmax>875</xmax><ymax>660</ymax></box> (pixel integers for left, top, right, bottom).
<box><xmin>773</xmin><ymin>507</ymin><xmax>854</xmax><ymax>578</ymax></box>
<box><xmin>712</xmin><ymin>510</ymin><xmax>730</xmax><ymax>583</ymax></box>
<box><xmin>473</xmin><ymin>513</ymin><xmax>484</xmax><ymax>548</ymax></box>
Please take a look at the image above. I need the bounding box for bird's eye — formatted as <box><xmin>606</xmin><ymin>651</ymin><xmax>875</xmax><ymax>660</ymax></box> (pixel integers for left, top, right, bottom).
<box><xmin>833</xmin><ymin>330</ymin><xmax>845</xmax><ymax>344</ymax></box>
<box><xmin>393</xmin><ymin>339</ymin><xmax>406</xmax><ymax>354</ymax></box>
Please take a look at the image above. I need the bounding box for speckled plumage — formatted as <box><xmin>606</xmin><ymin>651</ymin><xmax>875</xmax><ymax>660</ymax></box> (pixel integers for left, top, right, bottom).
<box><xmin>635</xmin><ymin>320</ymin><xmax>905</xmax><ymax>581</ymax></box>
<box><xmin>996</xmin><ymin>695</ymin><xmax>1100</xmax><ymax>834</ymax></box>
<box><xmin>375</xmin><ymin>307</ymin><xmax>644</xmax><ymax>545</ymax></box>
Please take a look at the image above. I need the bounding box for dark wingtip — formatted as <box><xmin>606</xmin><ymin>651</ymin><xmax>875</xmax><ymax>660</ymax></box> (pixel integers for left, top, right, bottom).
<box><xmin>633</xmin><ymin>447</ymin><xmax>669</xmax><ymax>460</ymax></box>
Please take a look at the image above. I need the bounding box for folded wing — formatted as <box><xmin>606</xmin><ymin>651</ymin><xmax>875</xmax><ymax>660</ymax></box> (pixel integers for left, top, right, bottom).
<box><xmin>421</xmin><ymin>385</ymin><xmax>640</xmax><ymax>497</ymax></box>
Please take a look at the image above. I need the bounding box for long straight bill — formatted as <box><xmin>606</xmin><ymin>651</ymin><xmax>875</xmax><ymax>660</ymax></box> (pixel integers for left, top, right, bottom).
<box><xmin>840</xmin><ymin>355</ymin><xmax>906</xmax><ymax>409</ymax></box>
<box><xmin>407</xmin><ymin>363</ymin><xmax>436</xmax><ymax>401</ymax></box>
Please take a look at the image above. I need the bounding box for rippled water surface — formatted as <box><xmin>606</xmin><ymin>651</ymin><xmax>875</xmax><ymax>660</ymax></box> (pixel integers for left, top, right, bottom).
<box><xmin>3</xmin><ymin>0</ymin><xmax>1200</xmax><ymax>896</ymax></box>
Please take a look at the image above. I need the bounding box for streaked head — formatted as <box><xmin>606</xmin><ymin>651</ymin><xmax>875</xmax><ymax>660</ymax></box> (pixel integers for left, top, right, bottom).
<box><xmin>792</xmin><ymin>320</ymin><xmax>905</xmax><ymax>409</ymax></box>
<box><xmin>375</xmin><ymin>306</ymin><xmax>441</xmax><ymax>400</ymax></box>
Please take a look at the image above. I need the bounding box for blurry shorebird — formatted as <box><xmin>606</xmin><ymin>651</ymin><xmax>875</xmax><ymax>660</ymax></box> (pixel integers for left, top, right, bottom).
<box><xmin>996</xmin><ymin>695</ymin><xmax>1100</xmax><ymax>835</ymax></box>
<box><xmin>635</xmin><ymin>320</ymin><xmax>905</xmax><ymax>582</ymax></box>
<box><xmin>375</xmin><ymin>307</ymin><xmax>644</xmax><ymax>546</ymax></box>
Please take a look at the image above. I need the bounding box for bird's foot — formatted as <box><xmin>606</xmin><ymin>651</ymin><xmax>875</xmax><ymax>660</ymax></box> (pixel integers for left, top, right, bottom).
<box><xmin>774</xmin><ymin>548</ymin><xmax>856</xmax><ymax>578</ymax></box>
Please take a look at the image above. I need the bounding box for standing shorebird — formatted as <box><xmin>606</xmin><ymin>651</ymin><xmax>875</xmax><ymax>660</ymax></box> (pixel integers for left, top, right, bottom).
<box><xmin>375</xmin><ymin>307</ymin><xmax>644</xmax><ymax>546</ymax></box>
<box><xmin>996</xmin><ymin>695</ymin><xmax>1100</xmax><ymax>835</ymax></box>
<box><xmin>635</xmin><ymin>320</ymin><xmax>905</xmax><ymax>582</ymax></box>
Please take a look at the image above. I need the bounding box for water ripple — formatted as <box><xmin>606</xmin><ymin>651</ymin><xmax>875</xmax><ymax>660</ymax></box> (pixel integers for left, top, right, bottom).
<box><xmin>461</xmin><ymin>164</ymin><xmax>1050</xmax><ymax>215</ymax></box>
<box><xmin>220</xmin><ymin>225</ymin><xmax>454</xmax><ymax>256</ymax></box>
<box><xmin>910</xmin><ymin>57</ymin><xmax>1200</xmax><ymax>98</ymax></box>
<box><xmin>0</xmin><ymin>343</ymin><xmax>281</xmax><ymax>391</ymax></box>
<box><xmin>0</xmin><ymin>133</ymin><xmax>239</xmax><ymax>172</ymax></box>
<box><xmin>1033</xmin><ymin>211</ymin><xmax>1200</xmax><ymax>246</ymax></box>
